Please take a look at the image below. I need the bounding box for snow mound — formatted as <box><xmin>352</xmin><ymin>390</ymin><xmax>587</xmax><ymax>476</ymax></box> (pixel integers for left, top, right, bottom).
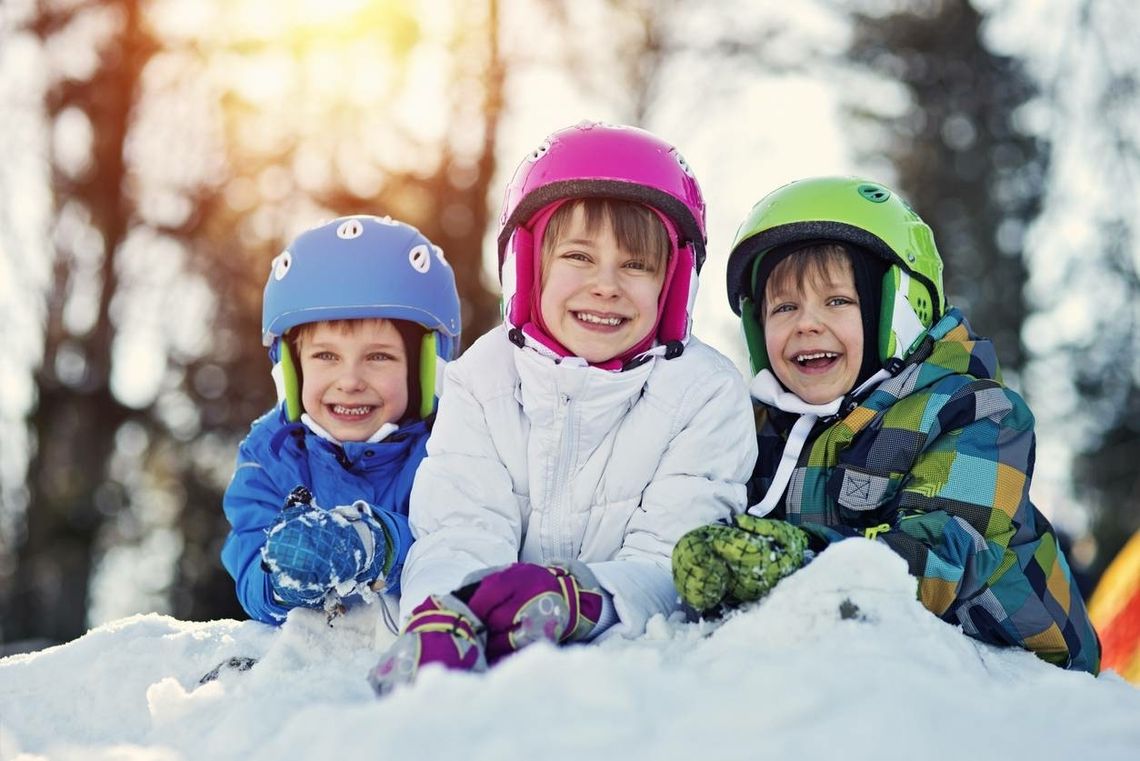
<box><xmin>3</xmin><ymin>539</ymin><xmax>1138</xmax><ymax>761</ymax></box>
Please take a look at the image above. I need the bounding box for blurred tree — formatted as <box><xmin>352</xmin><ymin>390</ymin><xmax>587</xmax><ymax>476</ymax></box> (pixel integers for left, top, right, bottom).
<box><xmin>1</xmin><ymin>0</ymin><xmax>507</xmax><ymax>644</ymax></box>
<box><xmin>846</xmin><ymin>0</ymin><xmax>1045</xmax><ymax>375</ymax></box>
<box><xmin>1036</xmin><ymin>0</ymin><xmax>1140</xmax><ymax>582</ymax></box>
<box><xmin>1</xmin><ymin>0</ymin><xmax>160</xmax><ymax>644</ymax></box>
<box><xmin>1</xmin><ymin>0</ymin><xmax>848</xmax><ymax>644</ymax></box>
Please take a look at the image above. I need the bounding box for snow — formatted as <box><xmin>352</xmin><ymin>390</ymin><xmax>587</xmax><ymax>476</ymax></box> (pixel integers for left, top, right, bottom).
<box><xmin>3</xmin><ymin>540</ymin><xmax>1138</xmax><ymax>761</ymax></box>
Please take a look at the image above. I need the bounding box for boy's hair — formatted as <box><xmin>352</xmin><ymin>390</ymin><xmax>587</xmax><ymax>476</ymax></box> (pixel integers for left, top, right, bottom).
<box><xmin>541</xmin><ymin>198</ymin><xmax>670</xmax><ymax>274</ymax></box>
<box><xmin>286</xmin><ymin>318</ymin><xmax>425</xmax><ymax>423</ymax></box>
<box><xmin>758</xmin><ymin>243</ymin><xmax>853</xmax><ymax>320</ymax></box>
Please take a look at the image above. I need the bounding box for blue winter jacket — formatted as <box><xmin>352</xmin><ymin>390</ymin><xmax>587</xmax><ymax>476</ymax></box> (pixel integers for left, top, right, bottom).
<box><xmin>222</xmin><ymin>404</ymin><xmax>427</xmax><ymax>624</ymax></box>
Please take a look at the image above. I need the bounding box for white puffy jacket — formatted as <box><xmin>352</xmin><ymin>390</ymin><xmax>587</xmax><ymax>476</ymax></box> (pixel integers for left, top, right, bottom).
<box><xmin>399</xmin><ymin>326</ymin><xmax>757</xmax><ymax>637</ymax></box>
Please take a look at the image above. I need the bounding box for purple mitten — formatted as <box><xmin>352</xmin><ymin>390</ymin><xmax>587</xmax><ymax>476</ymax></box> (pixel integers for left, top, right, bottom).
<box><xmin>463</xmin><ymin>562</ymin><xmax>604</xmax><ymax>664</ymax></box>
<box><xmin>367</xmin><ymin>595</ymin><xmax>487</xmax><ymax>696</ymax></box>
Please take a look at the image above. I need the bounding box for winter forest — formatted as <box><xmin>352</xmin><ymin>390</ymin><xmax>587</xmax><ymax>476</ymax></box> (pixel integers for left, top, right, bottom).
<box><xmin>2</xmin><ymin>0</ymin><xmax>1140</xmax><ymax>756</ymax></box>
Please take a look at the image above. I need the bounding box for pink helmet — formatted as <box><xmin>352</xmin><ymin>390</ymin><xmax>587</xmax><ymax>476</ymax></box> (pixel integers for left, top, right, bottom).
<box><xmin>498</xmin><ymin>121</ymin><xmax>707</xmax><ymax>272</ymax></box>
<box><xmin>497</xmin><ymin>121</ymin><xmax>707</xmax><ymax>363</ymax></box>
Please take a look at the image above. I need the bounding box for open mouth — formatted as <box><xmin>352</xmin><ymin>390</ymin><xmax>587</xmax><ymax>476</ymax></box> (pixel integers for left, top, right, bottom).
<box><xmin>573</xmin><ymin>311</ymin><xmax>627</xmax><ymax>328</ymax></box>
<box><xmin>793</xmin><ymin>351</ymin><xmax>840</xmax><ymax>369</ymax></box>
<box><xmin>328</xmin><ymin>404</ymin><xmax>376</xmax><ymax>419</ymax></box>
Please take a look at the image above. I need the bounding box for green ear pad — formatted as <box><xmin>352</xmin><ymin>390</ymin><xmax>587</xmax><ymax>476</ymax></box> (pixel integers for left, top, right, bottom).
<box><xmin>419</xmin><ymin>332</ymin><xmax>437</xmax><ymax>419</ymax></box>
<box><xmin>742</xmin><ymin>254</ymin><xmax>770</xmax><ymax>375</ymax></box>
<box><xmin>879</xmin><ymin>267</ymin><xmax>898</xmax><ymax>362</ymax></box>
<box><xmin>740</xmin><ymin>297</ymin><xmax>768</xmax><ymax>376</ymax></box>
<box><xmin>281</xmin><ymin>340</ymin><xmax>303</xmax><ymax>422</ymax></box>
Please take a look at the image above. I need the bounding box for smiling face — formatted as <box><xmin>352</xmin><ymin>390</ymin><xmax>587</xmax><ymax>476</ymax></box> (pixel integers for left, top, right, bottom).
<box><xmin>295</xmin><ymin>318</ymin><xmax>409</xmax><ymax>441</ymax></box>
<box><xmin>762</xmin><ymin>251</ymin><xmax>864</xmax><ymax>405</ymax></box>
<box><xmin>538</xmin><ymin>201</ymin><xmax>668</xmax><ymax>364</ymax></box>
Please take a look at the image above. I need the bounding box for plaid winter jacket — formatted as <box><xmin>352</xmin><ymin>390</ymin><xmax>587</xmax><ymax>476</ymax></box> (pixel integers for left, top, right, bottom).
<box><xmin>752</xmin><ymin>308</ymin><xmax>1100</xmax><ymax>673</ymax></box>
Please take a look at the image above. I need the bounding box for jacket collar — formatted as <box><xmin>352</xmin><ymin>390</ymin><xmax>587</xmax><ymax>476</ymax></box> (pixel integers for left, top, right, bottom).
<box><xmin>513</xmin><ymin>344</ymin><xmax>654</xmax><ymax>436</ymax></box>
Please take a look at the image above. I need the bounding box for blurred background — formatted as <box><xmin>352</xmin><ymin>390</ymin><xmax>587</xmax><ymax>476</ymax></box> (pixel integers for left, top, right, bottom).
<box><xmin>1</xmin><ymin>0</ymin><xmax>1137</xmax><ymax>652</ymax></box>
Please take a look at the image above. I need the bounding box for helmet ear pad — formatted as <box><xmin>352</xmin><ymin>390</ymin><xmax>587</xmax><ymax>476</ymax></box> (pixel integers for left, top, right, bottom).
<box><xmin>878</xmin><ymin>265</ymin><xmax>939</xmax><ymax>362</ymax></box>
<box><xmin>280</xmin><ymin>339</ymin><xmax>303</xmax><ymax>422</ymax></box>
<box><xmin>739</xmin><ymin>296</ymin><xmax>768</xmax><ymax>377</ymax></box>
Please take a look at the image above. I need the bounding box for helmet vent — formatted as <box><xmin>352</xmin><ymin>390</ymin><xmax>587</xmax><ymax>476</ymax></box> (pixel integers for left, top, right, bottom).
<box><xmin>271</xmin><ymin>250</ymin><xmax>292</xmax><ymax>281</ymax></box>
<box><xmin>527</xmin><ymin>140</ymin><xmax>551</xmax><ymax>162</ymax></box>
<box><xmin>857</xmin><ymin>184</ymin><xmax>891</xmax><ymax>203</ymax></box>
<box><xmin>915</xmin><ymin>295</ymin><xmax>931</xmax><ymax>323</ymax></box>
<box><xmin>409</xmin><ymin>244</ymin><xmax>431</xmax><ymax>273</ymax></box>
<box><xmin>336</xmin><ymin>219</ymin><xmax>364</xmax><ymax>239</ymax></box>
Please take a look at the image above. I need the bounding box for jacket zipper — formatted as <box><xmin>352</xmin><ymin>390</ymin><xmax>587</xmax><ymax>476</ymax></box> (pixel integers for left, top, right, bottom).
<box><xmin>552</xmin><ymin>392</ymin><xmax>575</xmax><ymax>561</ymax></box>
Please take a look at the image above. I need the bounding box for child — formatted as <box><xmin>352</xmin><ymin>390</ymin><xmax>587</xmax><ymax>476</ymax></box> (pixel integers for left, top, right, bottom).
<box><xmin>368</xmin><ymin>121</ymin><xmax>756</xmax><ymax>693</ymax></box>
<box><xmin>222</xmin><ymin>215</ymin><xmax>461</xmax><ymax>625</ymax></box>
<box><xmin>671</xmin><ymin>176</ymin><xmax>1101</xmax><ymax>673</ymax></box>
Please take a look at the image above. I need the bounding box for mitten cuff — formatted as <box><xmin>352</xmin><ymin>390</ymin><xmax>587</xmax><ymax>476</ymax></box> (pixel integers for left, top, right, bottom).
<box><xmin>581</xmin><ymin>589</ymin><xmax>617</xmax><ymax>640</ymax></box>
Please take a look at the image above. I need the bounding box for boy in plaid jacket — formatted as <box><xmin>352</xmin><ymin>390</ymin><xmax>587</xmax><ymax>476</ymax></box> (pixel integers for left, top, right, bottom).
<box><xmin>672</xmin><ymin>177</ymin><xmax>1099</xmax><ymax>673</ymax></box>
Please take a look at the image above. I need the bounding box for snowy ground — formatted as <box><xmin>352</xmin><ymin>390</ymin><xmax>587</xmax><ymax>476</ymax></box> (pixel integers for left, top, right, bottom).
<box><xmin>3</xmin><ymin>540</ymin><xmax>1139</xmax><ymax>761</ymax></box>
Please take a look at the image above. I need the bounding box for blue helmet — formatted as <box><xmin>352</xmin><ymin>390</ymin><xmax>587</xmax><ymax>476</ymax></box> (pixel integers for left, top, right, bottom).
<box><xmin>262</xmin><ymin>215</ymin><xmax>461</xmax><ymax>421</ymax></box>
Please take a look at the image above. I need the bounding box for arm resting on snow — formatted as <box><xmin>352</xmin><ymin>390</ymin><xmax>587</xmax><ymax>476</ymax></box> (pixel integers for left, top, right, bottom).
<box><xmin>589</xmin><ymin>360</ymin><xmax>756</xmax><ymax>637</ymax></box>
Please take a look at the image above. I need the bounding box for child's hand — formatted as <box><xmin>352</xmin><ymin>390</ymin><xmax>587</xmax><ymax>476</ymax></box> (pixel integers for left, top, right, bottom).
<box><xmin>260</xmin><ymin>499</ymin><xmax>391</xmax><ymax>608</ymax></box>
<box><xmin>459</xmin><ymin>562</ymin><xmax>604</xmax><ymax>663</ymax></box>
<box><xmin>672</xmin><ymin>515</ymin><xmax>809</xmax><ymax>615</ymax></box>
<box><xmin>368</xmin><ymin>594</ymin><xmax>487</xmax><ymax>696</ymax></box>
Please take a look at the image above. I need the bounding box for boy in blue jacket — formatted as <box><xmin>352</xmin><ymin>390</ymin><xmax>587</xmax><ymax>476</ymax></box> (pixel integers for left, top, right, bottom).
<box><xmin>222</xmin><ymin>216</ymin><xmax>461</xmax><ymax>624</ymax></box>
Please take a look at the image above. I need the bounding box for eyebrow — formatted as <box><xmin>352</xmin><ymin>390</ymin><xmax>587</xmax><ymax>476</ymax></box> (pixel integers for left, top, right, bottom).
<box><xmin>306</xmin><ymin>340</ymin><xmax>402</xmax><ymax>350</ymax></box>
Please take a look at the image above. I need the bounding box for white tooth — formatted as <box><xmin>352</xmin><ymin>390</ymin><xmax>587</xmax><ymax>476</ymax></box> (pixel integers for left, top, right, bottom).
<box><xmin>333</xmin><ymin>404</ymin><xmax>372</xmax><ymax>415</ymax></box>
<box><xmin>576</xmin><ymin>312</ymin><xmax>623</xmax><ymax>326</ymax></box>
<box><xmin>796</xmin><ymin>352</ymin><xmax>838</xmax><ymax>364</ymax></box>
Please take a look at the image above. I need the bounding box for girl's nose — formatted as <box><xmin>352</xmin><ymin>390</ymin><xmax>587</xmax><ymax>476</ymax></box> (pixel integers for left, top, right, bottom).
<box><xmin>590</xmin><ymin>265</ymin><xmax>621</xmax><ymax>296</ymax></box>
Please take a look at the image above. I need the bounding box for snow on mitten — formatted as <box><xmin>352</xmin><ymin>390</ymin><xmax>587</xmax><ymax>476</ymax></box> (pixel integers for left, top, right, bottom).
<box><xmin>672</xmin><ymin>515</ymin><xmax>809</xmax><ymax>614</ymax></box>
<box><xmin>261</xmin><ymin>499</ymin><xmax>391</xmax><ymax>608</ymax></box>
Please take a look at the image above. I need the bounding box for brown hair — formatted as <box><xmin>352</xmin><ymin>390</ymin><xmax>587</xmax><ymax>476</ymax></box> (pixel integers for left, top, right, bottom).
<box><xmin>541</xmin><ymin>198</ymin><xmax>670</xmax><ymax>274</ymax></box>
<box><xmin>760</xmin><ymin>243</ymin><xmax>854</xmax><ymax>320</ymax></box>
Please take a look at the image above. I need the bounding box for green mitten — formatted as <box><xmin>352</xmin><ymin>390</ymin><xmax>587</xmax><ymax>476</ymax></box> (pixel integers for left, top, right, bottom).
<box><xmin>672</xmin><ymin>515</ymin><xmax>810</xmax><ymax>614</ymax></box>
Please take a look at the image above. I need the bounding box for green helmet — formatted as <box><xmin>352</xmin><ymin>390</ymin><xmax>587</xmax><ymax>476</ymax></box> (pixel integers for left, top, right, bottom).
<box><xmin>726</xmin><ymin>176</ymin><xmax>946</xmax><ymax>376</ymax></box>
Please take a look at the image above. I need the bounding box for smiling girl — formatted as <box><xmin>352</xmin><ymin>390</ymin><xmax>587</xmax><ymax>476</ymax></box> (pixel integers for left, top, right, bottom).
<box><xmin>369</xmin><ymin>122</ymin><xmax>756</xmax><ymax>693</ymax></box>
